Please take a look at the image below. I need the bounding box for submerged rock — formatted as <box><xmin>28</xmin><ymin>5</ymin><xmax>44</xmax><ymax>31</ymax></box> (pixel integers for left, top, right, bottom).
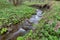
<box><xmin>6</xmin><ymin>28</ymin><xmax>26</xmax><ymax>40</ymax></box>
<box><xmin>13</xmin><ymin>28</ymin><xmax>26</xmax><ymax>36</ymax></box>
<box><xmin>22</xmin><ymin>26</ymin><xmax>33</xmax><ymax>31</ymax></box>
<box><xmin>23</xmin><ymin>19</ymin><xmax>32</xmax><ymax>26</ymax></box>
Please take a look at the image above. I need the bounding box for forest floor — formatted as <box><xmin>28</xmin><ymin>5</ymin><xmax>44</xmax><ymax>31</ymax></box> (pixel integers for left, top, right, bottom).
<box><xmin>0</xmin><ymin>0</ymin><xmax>60</xmax><ymax>40</ymax></box>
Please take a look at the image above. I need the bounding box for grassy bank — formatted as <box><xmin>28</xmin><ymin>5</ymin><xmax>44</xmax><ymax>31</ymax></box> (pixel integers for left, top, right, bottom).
<box><xmin>0</xmin><ymin>0</ymin><xmax>60</xmax><ymax>40</ymax></box>
<box><xmin>17</xmin><ymin>1</ymin><xmax>60</xmax><ymax>40</ymax></box>
<box><xmin>0</xmin><ymin>0</ymin><xmax>36</xmax><ymax>26</ymax></box>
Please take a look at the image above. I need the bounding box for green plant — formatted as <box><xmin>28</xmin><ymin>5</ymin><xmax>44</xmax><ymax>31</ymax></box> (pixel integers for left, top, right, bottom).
<box><xmin>40</xmin><ymin>21</ymin><xmax>60</xmax><ymax>40</ymax></box>
<box><xmin>0</xmin><ymin>28</ymin><xmax>7</xmax><ymax>35</ymax></box>
<box><xmin>17</xmin><ymin>37</ymin><xmax>24</xmax><ymax>40</ymax></box>
<box><xmin>0</xmin><ymin>0</ymin><xmax>36</xmax><ymax>26</ymax></box>
<box><xmin>17</xmin><ymin>30</ymin><xmax>33</xmax><ymax>40</ymax></box>
<box><xmin>56</xmin><ymin>16</ymin><xmax>60</xmax><ymax>21</ymax></box>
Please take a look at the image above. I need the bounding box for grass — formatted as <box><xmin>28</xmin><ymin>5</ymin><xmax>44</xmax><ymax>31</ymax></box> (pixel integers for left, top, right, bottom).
<box><xmin>0</xmin><ymin>0</ymin><xmax>36</xmax><ymax>26</ymax></box>
<box><xmin>0</xmin><ymin>28</ymin><xmax>8</xmax><ymax>35</ymax></box>
<box><xmin>0</xmin><ymin>0</ymin><xmax>60</xmax><ymax>40</ymax></box>
<box><xmin>0</xmin><ymin>0</ymin><xmax>36</xmax><ymax>35</ymax></box>
<box><xmin>17</xmin><ymin>1</ymin><xmax>60</xmax><ymax>40</ymax></box>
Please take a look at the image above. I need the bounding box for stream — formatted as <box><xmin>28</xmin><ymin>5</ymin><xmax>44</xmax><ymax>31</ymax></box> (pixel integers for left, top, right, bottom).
<box><xmin>0</xmin><ymin>9</ymin><xmax>43</xmax><ymax>40</ymax></box>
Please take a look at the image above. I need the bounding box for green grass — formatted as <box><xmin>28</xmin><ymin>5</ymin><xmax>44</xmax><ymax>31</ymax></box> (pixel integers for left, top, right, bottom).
<box><xmin>0</xmin><ymin>28</ymin><xmax>8</xmax><ymax>35</ymax></box>
<box><xmin>1</xmin><ymin>0</ymin><xmax>60</xmax><ymax>40</ymax></box>
<box><xmin>0</xmin><ymin>0</ymin><xmax>36</xmax><ymax>35</ymax></box>
<box><xmin>0</xmin><ymin>0</ymin><xmax>36</xmax><ymax>26</ymax></box>
<box><xmin>17</xmin><ymin>1</ymin><xmax>60</xmax><ymax>40</ymax></box>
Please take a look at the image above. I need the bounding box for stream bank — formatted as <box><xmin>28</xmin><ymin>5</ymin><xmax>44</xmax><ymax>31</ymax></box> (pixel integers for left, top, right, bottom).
<box><xmin>0</xmin><ymin>9</ymin><xmax>43</xmax><ymax>40</ymax></box>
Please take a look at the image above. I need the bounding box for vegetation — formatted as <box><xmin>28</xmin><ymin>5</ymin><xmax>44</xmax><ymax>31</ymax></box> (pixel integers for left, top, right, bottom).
<box><xmin>0</xmin><ymin>0</ymin><xmax>60</xmax><ymax>40</ymax></box>
<box><xmin>17</xmin><ymin>1</ymin><xmax>60</xmax><ymax>40</ymax></box>
<box><xmin>0</xmin><ymin>0</ymin><xmax>36</xmax><ymax>26</ymax></box>
<box><xmin>0</xmin><ymin>28</ymin><xmax>7</xmax><ymax>35</ymax></box>
<box><xmin>0</xmin><ymin>0</ymin><xmax>36</xmax><ymax>35</ymax></box>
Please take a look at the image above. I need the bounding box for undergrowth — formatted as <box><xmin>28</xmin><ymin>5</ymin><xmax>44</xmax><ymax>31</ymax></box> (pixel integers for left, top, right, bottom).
<box><xmin>17</xmin><ymin>1</ymin><xmax>60</xmax><ymax>40</ymax></box>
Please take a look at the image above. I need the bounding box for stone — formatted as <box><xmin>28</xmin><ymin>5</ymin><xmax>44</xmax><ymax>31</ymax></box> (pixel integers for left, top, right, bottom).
<box><xmin>13</xmin><ymin>28</ymin><xmax>26</xmax><ymax>36</ymax></box>
<box><xmin>22</xmin><ymin>26</ymin><xmax>33</xmax><ymax>31</ymax></box>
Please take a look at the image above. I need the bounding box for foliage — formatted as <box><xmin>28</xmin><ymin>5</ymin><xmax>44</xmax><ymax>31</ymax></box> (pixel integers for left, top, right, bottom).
<box><xmin>17</xmin><ymin>1</ymin><xmax>60</xmax><ymax>40</ymax></box>
<box><xmin>0</xmin><ymin>0</ymin><xmax>60</xmax><ymax>40</ymax></box>
<box><xmin>0</xmin><ymin>28</ymin><xmax>8</xmax><ymax>35</ymax></box>
<box><xmin>0</xmin><ymin>0</ymin><xmax>36</xmax><ymax>26</ymax></box>
<box><xmin>17</xmin><ymin>21</ymin><xmax>60</xmax><ymax>40</ymax></box>
<box><xmin>17</xmin><ymin>37</ymin><xmax>24</xmax><ymax>40</ymax></box>
<box><xmin>17</xmin><ymin>30</ymin><xmax>33</xmax><ymax>40</ymax></box>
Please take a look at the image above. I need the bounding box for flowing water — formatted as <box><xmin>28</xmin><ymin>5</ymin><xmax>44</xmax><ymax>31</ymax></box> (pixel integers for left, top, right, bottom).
<box><xmin>0</xmin><ymin>9</ymin><xmax>43</xmax><ymax>40</ymax></box>
<box><xmin>29</xmin><ymin>9</ymin><xmax>43</xmax><ymax>24</ymax></box>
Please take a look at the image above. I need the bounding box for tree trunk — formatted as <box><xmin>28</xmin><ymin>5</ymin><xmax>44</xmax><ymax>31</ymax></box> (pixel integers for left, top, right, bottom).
<box><xmin>8</xmin><ymin>0</ymin><xmax>22</xmax><ymax>6</ymax></box>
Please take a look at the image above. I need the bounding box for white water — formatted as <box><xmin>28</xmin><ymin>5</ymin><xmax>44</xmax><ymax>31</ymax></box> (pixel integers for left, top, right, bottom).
<box><xmin>29</xmin><ymin>9</ymin><xmax>43</xmax><ymax>24</ymax></box>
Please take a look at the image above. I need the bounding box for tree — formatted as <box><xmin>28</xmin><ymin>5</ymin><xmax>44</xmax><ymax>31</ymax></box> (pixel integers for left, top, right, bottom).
<box><xmin>8</xmin><ymin>0</ymin><xmax>22</xmax><ymax>6</ymax></box>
